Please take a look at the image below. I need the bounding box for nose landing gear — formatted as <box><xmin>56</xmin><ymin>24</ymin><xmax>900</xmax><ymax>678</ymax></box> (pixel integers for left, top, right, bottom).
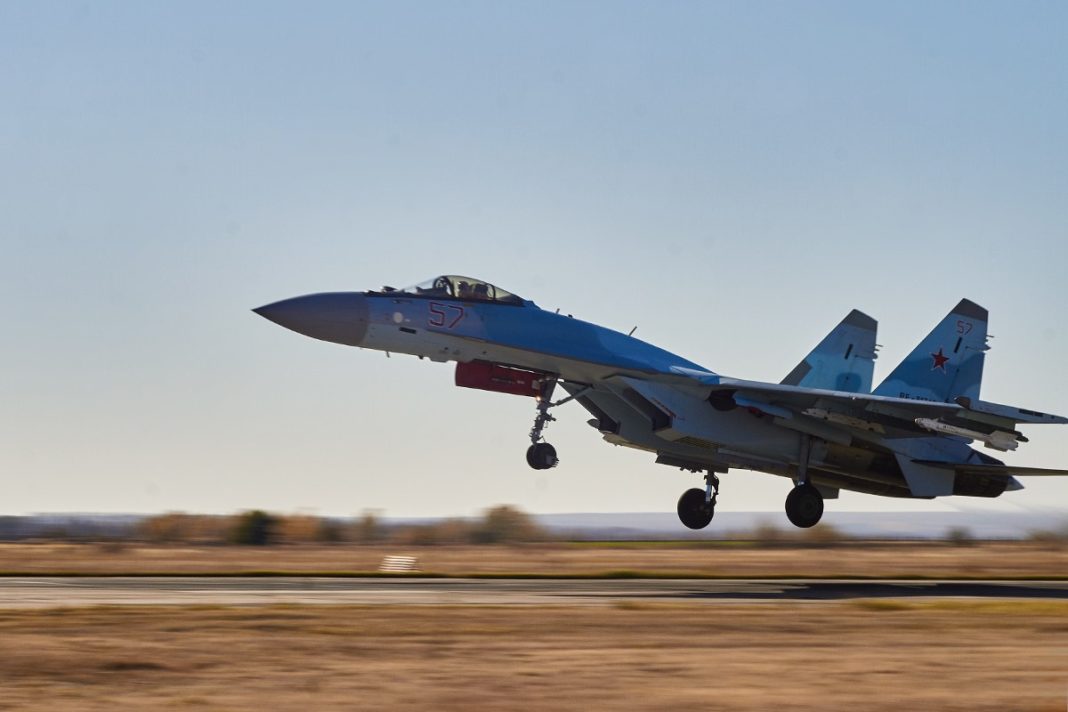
<box><xmin>526</xmin><ymin>378</ymin><xmax>559</xmax><ymax>470</ymax></box>
<box><xmin>522</xmin><ymin>379</ymin><xmax>593</xmax><ymax>470</ymax></box>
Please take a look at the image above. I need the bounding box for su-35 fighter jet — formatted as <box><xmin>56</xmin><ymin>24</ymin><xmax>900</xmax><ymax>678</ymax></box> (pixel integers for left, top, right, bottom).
<box><xmin>255</xmin><ymin>275</ymin><xmax>1068</xmax><ymax>529</ymax></box>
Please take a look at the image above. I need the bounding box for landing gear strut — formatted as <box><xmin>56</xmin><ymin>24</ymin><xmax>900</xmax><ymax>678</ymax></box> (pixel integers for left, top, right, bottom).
<box><xmin>526</xmin><ymin>379</ymin><xmax>559</xmax><ymax>470</ymax></box>
<box><xmin>785</xmin><ymin>435</ymin><xmax>823</xmax><ymax>528</ymax></box>
<box><xmin>677</xmin><ymin>471</ymin><xmax>720</xmax><ymax>530</ymax></box>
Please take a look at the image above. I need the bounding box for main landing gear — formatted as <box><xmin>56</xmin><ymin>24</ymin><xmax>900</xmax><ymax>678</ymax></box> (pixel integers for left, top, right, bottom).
<box><xmin>784</xmin><ymin>435</ymin><xmax>824</xmax><ymax>528</ymax></box>
<box><xmin>677</xmin><ymin>471</ymin><xmax>719</xmax><ymax>530</ymax></box>
<box><xmin>526</xmin><ymin>379</ymin><xmax>559</xmax><ymax>470</ymax></box>
<box><xmin>674</xmin><ymin>435</ymin><xmax>828</xmax><ymax>530</ymax></box>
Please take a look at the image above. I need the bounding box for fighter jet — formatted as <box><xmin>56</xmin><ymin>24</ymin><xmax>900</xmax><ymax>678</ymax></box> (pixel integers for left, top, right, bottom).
<box><xmin>254</xmin><ymin>275</ymin><xmax>1068</xmax><ymax>528</ymax></box>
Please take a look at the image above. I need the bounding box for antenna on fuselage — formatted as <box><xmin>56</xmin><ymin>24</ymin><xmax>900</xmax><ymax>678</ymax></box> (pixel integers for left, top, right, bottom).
<box><xmin>628</xmin><ymin>326</ymin><xmax>637</xmax><ymax>336</ymax></box>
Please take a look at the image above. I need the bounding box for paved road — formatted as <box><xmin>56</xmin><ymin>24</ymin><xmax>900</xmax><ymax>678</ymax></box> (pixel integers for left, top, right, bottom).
<box><xmin>1</xmin><ymin>577</ymin><xmax>1067</xmax><ymax>608</ymax></box>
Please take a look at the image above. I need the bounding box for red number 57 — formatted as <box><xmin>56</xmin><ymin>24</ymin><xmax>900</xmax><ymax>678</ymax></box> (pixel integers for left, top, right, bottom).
<box><xmin>429</xmin><ymin>302</ymin><xmax>465</xmax><ymax>329</ymax></box>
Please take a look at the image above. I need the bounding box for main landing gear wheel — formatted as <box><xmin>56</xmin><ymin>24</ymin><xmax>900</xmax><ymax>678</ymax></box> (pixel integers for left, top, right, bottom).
<box><xmin>526</xmin><ymin>442</ymin><xmax>558</xmax><ymax>470</ymax></box>
<box><xmin>785</xmin><ymin>484</ymin><xmax>824</xmax><ymax>528</ymax></box>
<box><xmin>677</xmin><ymin>488</ymin><xmax>714</xmax><ymax>530</ymax></box>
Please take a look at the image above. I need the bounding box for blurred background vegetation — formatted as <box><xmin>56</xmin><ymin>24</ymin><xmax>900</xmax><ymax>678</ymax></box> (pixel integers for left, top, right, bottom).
<box><xmin>0</xmin><ymin>506</ymin><xmax>547</xmax><ymax>546</ymax></box>
<box><xmin>1</xmin><ymin>506</ymin><xmax>1066</xmax><ymax>546</ymax></box>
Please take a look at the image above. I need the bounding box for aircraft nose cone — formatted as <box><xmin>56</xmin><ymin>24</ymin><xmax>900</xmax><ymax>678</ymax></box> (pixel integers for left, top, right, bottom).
<box><xmin>253</xmin><ymin>292</ymin><xmax>369</xmax><ymax>346</ymax></box>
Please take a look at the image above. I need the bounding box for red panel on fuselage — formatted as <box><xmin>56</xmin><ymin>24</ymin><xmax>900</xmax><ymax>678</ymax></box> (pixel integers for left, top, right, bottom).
<box><xmin>455</xmin><ymin>361</ymin><xmax>545</xmax><ymax>398</ymax></box>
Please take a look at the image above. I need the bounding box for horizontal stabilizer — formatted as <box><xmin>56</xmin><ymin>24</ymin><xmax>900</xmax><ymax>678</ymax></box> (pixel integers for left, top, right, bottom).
<box><xmin>912</xmin><ymin>461</ymin><xmax>1068</xmax><ymax>478</ymax></box>
<box><xmin>955</xmin><ymin>397</ymin><xmax>1068</xmax><ymax>426</ymax></box>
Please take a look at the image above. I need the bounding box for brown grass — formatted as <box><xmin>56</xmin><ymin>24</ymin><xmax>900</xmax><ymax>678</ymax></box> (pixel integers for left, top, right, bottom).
<box><xmin>0</xmin><ymin>540</ymin><xmax>1066</xmax><ymax>578</ymax></box>
<box><xmin>0</xmin><ymin>602</ymin><xmax>1065</xmax><ymax>711</ymax></box>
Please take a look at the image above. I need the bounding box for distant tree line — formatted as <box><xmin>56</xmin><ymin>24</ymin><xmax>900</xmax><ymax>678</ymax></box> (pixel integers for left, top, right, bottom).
<box><xmin>136</xmin><ymin>510</ymin><xmax>393</xmax><ymax>545</ymax></box>
<box><xmin>0</xmin><ymin>506</ymin><xmax>548</xmax><ymax>546</ymax></box>
<box><xmin>141</xmin><ymin>506</ymin><xmax>549</xmax><ymax>546</ymax></box>
<box><xmin>3</xmin><ymin>510</ymin><xmax>1067</xmax><ymax>545</ymax></box>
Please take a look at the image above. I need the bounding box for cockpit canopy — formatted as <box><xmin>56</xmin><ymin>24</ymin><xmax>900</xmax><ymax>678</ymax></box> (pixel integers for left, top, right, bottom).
<box><xmin>399</xmin><ymin>275</ymin><xmax>525</xmax><ymax>305</ymax></box>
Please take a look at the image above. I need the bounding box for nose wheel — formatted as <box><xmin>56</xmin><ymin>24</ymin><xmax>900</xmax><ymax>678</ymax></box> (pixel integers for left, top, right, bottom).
<box><xmin>526</xmin><ymin>442</ymin><xmax>558</xmax><ymax>470</ymax></box>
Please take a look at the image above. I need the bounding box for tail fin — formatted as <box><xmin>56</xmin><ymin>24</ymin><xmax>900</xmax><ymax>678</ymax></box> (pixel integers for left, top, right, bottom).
<box><xmin>873</xmin><ymin>299</ymin><xmax>989</xmax><ymax>403</ymax></box>
<box><xmin>781</xmin><ymin>310</ymin><xmax>878</xmax><ymax>393</ymax></box>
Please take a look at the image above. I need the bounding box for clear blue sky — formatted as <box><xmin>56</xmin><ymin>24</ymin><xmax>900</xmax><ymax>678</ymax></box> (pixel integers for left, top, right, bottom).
<box><xmin>2</xmin><ymin>1</ymin><xmax>1066</xmax><ymax>517</ymax></box>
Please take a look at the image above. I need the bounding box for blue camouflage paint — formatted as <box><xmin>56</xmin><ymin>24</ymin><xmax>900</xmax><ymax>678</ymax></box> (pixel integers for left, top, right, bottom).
<box><xmin>371</xmin><ymin>293</ymin><xmax>712</xmax><ymax>377</ymax></box>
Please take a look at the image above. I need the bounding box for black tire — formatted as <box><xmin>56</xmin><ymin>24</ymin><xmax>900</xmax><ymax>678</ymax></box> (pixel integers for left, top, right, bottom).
<box><xmin>525</xmin><ymin>442</ymin><xmax>558</xmax><ymax>470</ymax></box>
<box><xmin>785</xmin><ymin>484</ymin><xmax>824</xmax><ymax>528</ymax></box>
<box><xmin>677</xmin><ymin>488</ymin><xmax>714</xmax><ymax>530</ymax></box>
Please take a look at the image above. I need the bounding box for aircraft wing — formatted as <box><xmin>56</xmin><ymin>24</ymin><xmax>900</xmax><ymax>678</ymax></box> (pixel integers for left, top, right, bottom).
<box><xmin>653</xmin><ymin>371</ymin><xmax>1066</xmax><ymax>452</ymax></box>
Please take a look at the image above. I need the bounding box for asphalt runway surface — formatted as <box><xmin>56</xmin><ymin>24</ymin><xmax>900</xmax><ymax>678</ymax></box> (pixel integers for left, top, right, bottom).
<box><xmin>1</xmin><ymin>577</ymin><xmax>1067</xmax><ymax>608</ymax></box>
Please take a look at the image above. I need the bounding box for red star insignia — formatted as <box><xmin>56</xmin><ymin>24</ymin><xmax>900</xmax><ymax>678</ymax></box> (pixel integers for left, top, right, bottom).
<box><xmin>931</xmin><ymin>347</ymin><xmax>950</xmax><ymax>372</ymax></box>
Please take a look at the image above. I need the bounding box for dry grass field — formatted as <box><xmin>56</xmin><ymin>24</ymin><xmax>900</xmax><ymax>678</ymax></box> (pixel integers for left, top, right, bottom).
<box><xmin>2</xmin><ymin>542</ymin><xmax>1066</xmax><ymax>710</ymax></box>
<box><xmin>0</xmin><ymin>601</ymin><xmax>1065</xmax><ymax>711</ymax></box>
<box><xmin>0</xmin><ymin>540</ymin><xmax>1065</xmax><ymax>578</ymax></box>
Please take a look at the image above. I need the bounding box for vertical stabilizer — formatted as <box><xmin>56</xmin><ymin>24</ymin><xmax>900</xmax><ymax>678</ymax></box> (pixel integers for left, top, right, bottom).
<box><xmin>781</xmin><ymin>310</ymin><xmax>878</xmax><ymax>393</ymax></box>
<box><xmin>873</xmin><ymin>299</ymin><xmax>988</xmax><ymax>403</ymax></box>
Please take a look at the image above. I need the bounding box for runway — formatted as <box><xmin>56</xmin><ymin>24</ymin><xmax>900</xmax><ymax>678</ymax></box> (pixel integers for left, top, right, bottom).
<box><xmin>1</xmin><ymin>577</ymin><xmax>1067</xmax><ymax>608</ymax></box>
